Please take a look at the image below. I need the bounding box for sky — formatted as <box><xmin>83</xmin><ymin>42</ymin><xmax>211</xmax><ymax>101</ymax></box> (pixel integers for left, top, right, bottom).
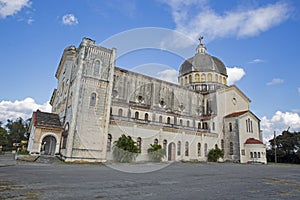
<box><xmin>0</xmin><ymin>0</ymin><xmax>300</xmax><ymax>143</ymax></box>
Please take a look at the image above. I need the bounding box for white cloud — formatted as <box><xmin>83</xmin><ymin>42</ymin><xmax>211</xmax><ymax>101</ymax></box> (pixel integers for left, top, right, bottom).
<box><xmin>0</xmin><ymin>98</ymin><xmax>52</xmax><ymax>122</ymax></box>
<box><xmin>226</xmin><ymin>67</ymin><xmax>245</xmax><ymax>85</ymax></box>
<box><xmin>266</xmin><ymin>78</ymin><xmax>284</xmax><ymax>86</ymax></box>
<box><xmin>0</xmin><ymin>0</ymin><xmax>31</xmax><ymax>19</ymax></box>
<box><xmin>261</xmin><ymin>111</ymin><xmax>300</xmax><ymax>144</ymax></box>
<box><xmin>62</xmin><ymin>14</ymin><xmax>78</xmax><ymax>26</ymax></box>
<box><xmin>157</xmin><ymin>69</ymin><xmax>178</xmax><ymax>84</ymax></box>
<box><xmin>162</xmin><ymin>0</ymin><xmax>291</xmax><ymax>43</ymax></box>
<box><xmin>248</xmin><ymin>58</ymin><xmax>265</xmax><ymax>64</ymax></box>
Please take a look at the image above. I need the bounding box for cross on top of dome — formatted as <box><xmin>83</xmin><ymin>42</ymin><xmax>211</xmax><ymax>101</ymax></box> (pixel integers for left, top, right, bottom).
<box><xmin>196</xmin><ymin>35</ymin><xmax>206</xmax><ymax>54</ymax></box>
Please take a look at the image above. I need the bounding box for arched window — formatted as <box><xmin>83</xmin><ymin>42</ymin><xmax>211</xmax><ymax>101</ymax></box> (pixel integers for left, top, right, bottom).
<box><xmin>135</xmin><ymin>111</ymin><xmax>139</xmax><ymax>119</ymax></box>
<box><xmin>163</xmin><ymin>139</ymin><xmax>167</xmax><ymax>154</ymax></box>
<box><xmin>154</xmin><ymin>138</ymin><xmax>158</xmax><ymax>144</ymax></box>
<box><xmin>258</xmin><ymin>152</ymin><xmax>261</xmax><ymax>158</ymax></box>
<box><xmin>212</xmin><ymin>122</ymin><xmax>215</xmax><ymax>131</ymax></box>
<box><xmin>159</xmin><ymin>115</ymin><xmax>163</xmax><ymax>123</ymax></box>
<box><xmin>221</xmin><ymin>139</ymin><xmax>224</xmax><ymax>151</ymax></box>
<box><xmin>223</xmin><ymin>77</ymin><xmax>227</xmax><ymax>85</ymax></box>
<box><xmin>177</xmin><ymin>141</ymin><xmax>181</xmax><ymax>156</ymax></box>
<box><xmin>219</xmin><ymin>76</ymin><xmax>222</xmax><ymax>83</ymax></box>
<box><xmin>185</xmin><ymin>142</ymin><xmax>189</xmax><ymax>156</ymax></box>
<box><xmin>201</xmin><ymin>74</ymin><xmax>206</xmax><ymax>82</ymax></box>
<box><xmin>204</xmin><ymin>143</ymin><xmax>208</xmax><ymax>156</ymax></box>
<box><xmin>250</xmin><ymin>152</ymin><xmax>253</xmax><ymax>158</ymax></box>
<box><xmin>186</xmin><ymin>120</ymin><xmax>190</xmax><ymax>127</ymax></box>
<box><xmin>229</xmin><ymin>142</ymin><xmax>233</xmax><ymax>155</ymax></box>
<box><xmin>203</xmin><ymin>122</ymin><xmax>208</xmax><ymax>130</ymax></box>
<box><xmin>198</xmin><ymin>143</ymin><xmax>201</xmax><ymax>156</ymax></box>
<box><xmin>208</xmin><ymin>73</ymin><xmax>212</xmax><ymax>82</ymax></box>
<box><xmin>137</xmin><ymin>137</ymin><xmax>142</xmax><ymax>153</ymax></box>
<box><xmin>145</xmin><ymin>113</ymin><xmax>149</xmax><ymax>121</ymax></box>
<box><xmin>94</xmin><ymin>60</ymin><xmax>100</xmax><ymax>76</ymax></box>
<box><xmin>198</xmin><ymin>122</ymin><xmax>201</xmax><ymax>129</ymax></box>
<box><xmin>118</xmin><ymin>109</ymin><xmax>123</xmax><ymax>116</ymax></box>
<box><xmin>215</xmin><ymin>144</ymin><xmax>218</xmax><ymax>149</ymax></box>
<box><xmin>229</xmin><ymin>123</ymin><xmax>233</xmax><ymax>132</ymax></box>
<box><xmin>167</xmin><ymin>117</ymin><xmax>171</xmax><ymax>124</ymax></box>
<box><xmin>254</xmin><ymin>152</ymin><xmax>257</xmax><ymax>158</ymax></box>
<box><xmin>189</xmin><ymin>75</ymin><xmax>192</xmax><ymax>83</ymax></box>
<box><xmin>215</xmin><ymin>74</ymin><xmax>218</xmax><ymax>82</ymax></box>
<box><xmin>90</xmin><ymin>93</ymin><xmax>96</xmax><ymax>107</ymax></box>
<box><xmin>195</xmin><ymin>73</ymin><xmax>200</xmax><ymax>82</ymax></box>
<box><xmin>185</xmin><ymin>76</ymin><xmax>188</xmax><ymax>84</ymax></box>
<box><xmin>107</xmin><ymin>134</ymin><xmax>112</xmax><ymax>152</ymax></box>
<box><xmin>179</xmin><ymin>119</ymin><xmax>183</xmax><ymax>126</ymax></box>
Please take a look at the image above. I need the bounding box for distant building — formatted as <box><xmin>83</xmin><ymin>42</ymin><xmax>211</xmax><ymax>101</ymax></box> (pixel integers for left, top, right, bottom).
<box><xmin>27</xmin><ymin>38</ymin><xmax>267</xmax><ymax>164</ymax></box>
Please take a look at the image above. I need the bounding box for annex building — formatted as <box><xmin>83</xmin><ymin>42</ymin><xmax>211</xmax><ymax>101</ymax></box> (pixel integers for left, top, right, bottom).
<box><xmin>27</xmin><ymin>37</ymin><xmax>267</xmax><ymax>164</ymax></box>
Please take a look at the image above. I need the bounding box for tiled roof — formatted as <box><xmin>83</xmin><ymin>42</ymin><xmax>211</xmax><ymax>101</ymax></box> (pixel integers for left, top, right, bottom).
<box><xmin>224</xmin><ymin>110</ymin><xmax>248</xmax><ymax>118</ymax></box>
<box><xmin>245</xmin><ymin>138</ymin><xmax>263</xmax><ymax>144</ymax></box>
<box><xmin>34</xmin><ymin>110</ymin><xmax>62</xmax><ymax>128</ymax></box>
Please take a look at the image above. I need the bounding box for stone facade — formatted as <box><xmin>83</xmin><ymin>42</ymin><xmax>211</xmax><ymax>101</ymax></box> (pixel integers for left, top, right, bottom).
<box><xmin>28</xmin><ymin>37</ymin><xmax>266</xmax><ymax>164</ymax></box>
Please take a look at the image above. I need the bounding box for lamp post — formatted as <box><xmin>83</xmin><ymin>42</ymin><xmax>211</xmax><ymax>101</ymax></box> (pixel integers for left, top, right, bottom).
<box><xmin>274</xmin><ymin>131</ymin><xmax>277</xmax><ymax>163</ymax></box>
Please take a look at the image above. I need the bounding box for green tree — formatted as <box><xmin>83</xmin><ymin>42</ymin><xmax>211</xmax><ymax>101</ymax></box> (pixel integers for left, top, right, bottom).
<box><xmin>207</xmin><ymin>147</ymin><xmax>224</xmax><ymax>162</ymax></box>
<box><xmin>0</xmin><ymin>121</ymin><xmax>8</xmax><ymax>147</ymax></box>
<box><xmin>113</xmin><ymin>134</ymin><xmax>139</xmax><ymax>163</ymax></box>
<box><xmin>6</xmin><ymin>118</ymin><xmax>28</xmax><ymax>148</ymax></box>
<box><xmin>147</xmin><ymin>144</ymin><xmax>165</xmax><ymax>162</ymax></box>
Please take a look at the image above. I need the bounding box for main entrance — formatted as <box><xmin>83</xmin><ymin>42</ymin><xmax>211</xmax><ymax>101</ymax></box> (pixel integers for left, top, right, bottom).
<box><xmin>168</xmin><ymin>142</ymin><xmax>175</xmax><ymax>161</ymax></box>
<box><xmin>41</xmin><ymin>135</ymin><xmax>57</xmax><ymax>155</ymax></box>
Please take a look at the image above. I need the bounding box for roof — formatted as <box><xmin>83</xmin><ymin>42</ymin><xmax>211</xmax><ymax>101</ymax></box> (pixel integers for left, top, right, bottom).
<box><xmin>33</xmin><ymin>110</ymin><xmax>62</xmax><ymax>128</ymax></box>
<box><xmin>245</xmin><ymin>138</ymin><xmax>263</xmax><ymax>144</ymax></box>
<box><xmin>224</xmin><ymin>110</ymin><xmax>248</xmax><ymax>118</ymax></box>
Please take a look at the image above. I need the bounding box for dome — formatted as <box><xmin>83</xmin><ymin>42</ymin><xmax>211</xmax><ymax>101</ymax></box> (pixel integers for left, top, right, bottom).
<box><xmin>179</xmin><ymin>42</ymin><xmax>227</xmax><ymax>77</ymax></box>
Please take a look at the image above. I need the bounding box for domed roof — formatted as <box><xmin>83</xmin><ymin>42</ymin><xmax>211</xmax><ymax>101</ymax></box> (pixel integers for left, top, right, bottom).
<box><xmin>179</xmin><ymin>40</ymin><xmax>227</xmax><ymax>77</ymax></box>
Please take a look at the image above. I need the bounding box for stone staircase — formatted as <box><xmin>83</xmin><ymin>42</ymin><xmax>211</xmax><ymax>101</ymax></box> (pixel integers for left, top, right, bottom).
<box><xmin>34</xmin><ymin>155</ymin><xmax>62</xmax><ymax>164</ymax></box>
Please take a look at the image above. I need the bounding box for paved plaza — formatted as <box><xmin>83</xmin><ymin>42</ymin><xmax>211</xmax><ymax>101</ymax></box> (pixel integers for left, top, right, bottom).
<box><xmin>0</xmin><ymin>154</ymin><xmax>300</xmax><ymax>200</ymax></box>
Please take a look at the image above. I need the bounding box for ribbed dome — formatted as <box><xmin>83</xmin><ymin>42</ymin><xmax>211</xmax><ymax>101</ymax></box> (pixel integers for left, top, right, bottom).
<box><xmin>179</xmin><ymin>52</ymin><xmax>227</xmax><ymax>76</ymax></box>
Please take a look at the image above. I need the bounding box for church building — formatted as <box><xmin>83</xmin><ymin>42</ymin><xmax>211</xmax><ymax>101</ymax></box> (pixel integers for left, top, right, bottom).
<box><xmin>27</xmin><ymin>37</ymin><xmax>267</xmax><ymax>164</ymax></box>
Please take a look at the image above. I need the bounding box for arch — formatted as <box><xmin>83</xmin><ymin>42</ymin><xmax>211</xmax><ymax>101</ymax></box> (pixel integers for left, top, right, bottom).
<box><xmin>93</xmin><ymin>60</ymin><xmax>101</xmax><ymax>76</ymax></box>
<box><xmin>107</xmin><ymin>134</ymin><xmax>112</xmax><ymax>152</ymax></box>
<box><xmin>39</xmin><ymin>133</ymin><xmax>59</xmax><ymax>155</ymax></box>
<box><xmin>185</xmin><ymin>141</ymin><xmax>189</xmax><ymax>156</ymax></box>
<box><xmin>207</xmin><ymin>73</ymin><xmax>212</xmax><ymax>82</ymax></box>
<box><xmin>144</xmin><ymin>113</ymin><xmax>149</xmax><ymax>121</ymax></box>
<box><xmin>41</xmin><ymin>135</ymin><xmax>57</xmax><ymax>155</ymax></box>
<box><xmin>90</xmin><ymin>93</ymin><xmax>97</xmax><ymax>107</ymax></box>
<box><xmin>177</xmin><ymin>141</ymin><xmax>181</xmax><ymax>156</ymax></box>
<box><xmin>135</xmin><ymin>111</ymin><xmax>139</xmax><ymax>119</ymax></box>
<box><xmin>168</xmin><ymin>142</ymin><xmax>176</xmax><ymax>161</ymax></box>
<box><xmin>118</xmin><ymin>108</ymin><xmax>123</xmax><ymax>116</ymax></box>
<box><xmin>195</xmin><ymin>73</ymin><xmax>200</xmax><ymax>82</ymax></box>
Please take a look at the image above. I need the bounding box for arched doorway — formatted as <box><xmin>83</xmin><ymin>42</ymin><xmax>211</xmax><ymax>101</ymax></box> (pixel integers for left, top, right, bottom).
<box><xmin>41</xmin><ymin>135</ymin><xmax>57</xmax><ymax>155</ymax></box>
<box><xmin>168</xmin><ymin>142</ymin><xmax>176</xmax><ymax>161</ymax></box>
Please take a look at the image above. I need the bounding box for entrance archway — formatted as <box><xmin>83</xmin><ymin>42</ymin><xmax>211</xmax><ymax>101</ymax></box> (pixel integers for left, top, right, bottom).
<box><xmin>168</xmin><ymin>142</ymin><xmax>176</xmax><ymax>161</ymax></box>
<box><xmin>41</xmin><ymin>135</ymin><xmax>57</xmax><ymax>155</ymax></box>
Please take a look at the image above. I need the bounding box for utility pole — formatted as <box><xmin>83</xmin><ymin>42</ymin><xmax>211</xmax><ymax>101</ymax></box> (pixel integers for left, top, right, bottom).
<box><xmin>274</xmin><ymin>131</ymin><xmax>277</xmax><ymax>163</ymax></box>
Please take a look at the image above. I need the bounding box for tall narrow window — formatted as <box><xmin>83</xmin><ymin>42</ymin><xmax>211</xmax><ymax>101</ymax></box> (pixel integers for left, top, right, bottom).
<box><xmin>198</xmin><ymin>122</ymin><xmax>201</xmax><ymax>129</ymax></box>
<box><xmin>179</xmin><ymin>119</ymin><xmax>183</xmax><ymax>126</ymax></box>
<box><xmin>229</xmin><ymin>123</ymin><xmax>232</xmax><ymax>132</ymax></box>
<box><xmin>215</xmin><ymin>144</ymin><xmax>218</xmax><ymax>149</ymax></box>
<box><xmin>185</xmin><ymin>142</ymin><xmax>189</xmax><ymax>156</ymax></box>
<box><xmin>198</xmin><ymin>143</ymin><xmax>201</xmax><ymax>156</ymax></box>
<box><xmin>204</xmin><ymin>143</ymin><xmax>208</xmax><ymax>156</ymax></box>
<box><xmin>107</xmin><ymin>134</ymin><xmax>112</xmax><ymax>152</ymax></box>
<box><xmin>137</xmin><ymin>137</ymin><xmax>142</xmax><ymax>153</ymax></box>
<box><xmin>258</xmin><ymin>152</ymin><xmax>261</xmax><ymax>158</ymax></box>
<box><xmin>118</xmin><ymin>108</ymin><xmax>123</xmax><ymax>116</ymax></box>
<box><xmin>201</xmin><ymin>74</ymin><xmax>206</xmax><ymax>82</ymax></box>
<box><xmin>159</xmin><ymin>115</ymin><xmax>163</xmax><ymax>123</ymax></box>
<box><xmin>207</xmin><ymin>73</ymin><xmax>212</xmax><ymax>82</ymax></box>
<box><xmin>187</xmin><ymin>120</ymin><xmax>190</xmax><ymax>127</ymax></box>
<box><xmin>250</xmin><ymin>152</ymin><xmax>253</xmax><ymax>158</ymax></box>
<box><xmin>212</xmin><ymin>122</ymin><xmax>215</xmax><ymax>131</ymax></box>
<box><xmin>177</xmin><ymin>141</ymin><xmax>181</xmax><ymax>156</ymax></box>
<box><xmin>145</xmin><ymin>113</ymin><xmax>149</xmax><ymax>121</ymax></box>
<box><xmin>167</xmin><ymin>117</ymin><xmax>171</xmax><ymax>124</ymax></box>
<box><xmin>254</xmin><ymin>152</ymin><xmax>257</xmax><ymax>158</ymax></box>
<box><xmin>163</xmin><ymin>140</ymin><xmax>167</xmax><ymax>155</ymax></box>
<box><xmin>90</xmin><ymin>93</ymin><xmax>96</xmax><ymax>107</ymax></box>
<box><xmin>221</xmin><ymin>139</ymin><xmax>224</xmax><ymax>151</ymax></box>
<box><xmin>94</xmin><ymin>60</ymin><xmax>100</xmax><ymax>76</ymax></box>
<box><xmin>195</xmin><ymin>73</ymin><xmax>200</xmax><ymax>82</ymax></box>
<box><xmin>229</xmin><ymin>142</ymin><xmax>233</xmax><ymax>155</ymax></box>
<box><xmin>135</xmin><ymin>111</ymin><xmax>139</xmax><ymax>119</ymax></box>
<box><xmin>189</xmin><ymin>75</ymin><xmax>192</xmax><ymax>83</ymax></box>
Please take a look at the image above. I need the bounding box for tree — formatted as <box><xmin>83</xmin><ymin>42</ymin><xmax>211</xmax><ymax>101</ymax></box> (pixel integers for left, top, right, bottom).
<box><xmin>6</xmin><ymin>118</ymin><xmax>29</xmax><ymax>148</ymax></box>
<box><xmin>268</xmin><ymin>131</ymin><xmax>300</xmax><ymax>164</ymax></box>
<box><xmin>147</xmin><ymin>144</ymin><xmax>165</xmax><ymax>162</ymax></box>
<box><xmin>0</xmin><ymin>122</ymin><xmax>8</xmax><ymax>147</ymax></box>
<box><xmin>113</xmin><ymin>134</ymin><xmax>139</xmax><ymax>162</ymax></box>
<box><xmin>207</xmin><ymin>147</ymin><xmax>224</xmax><ymax>162</ymax></box>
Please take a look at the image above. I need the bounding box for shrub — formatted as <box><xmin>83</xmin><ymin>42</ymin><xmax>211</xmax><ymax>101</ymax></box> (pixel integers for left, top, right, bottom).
<box><xmin>147</xmin><ymin>144</ymin><xmax>165</xmax><ymax>162</ymax></box>
<box><xmin>113</xmin><ymin>134</ymin><xmax>139</xmax><ymax>163</ymax></box>
<box><xmin>207</xmin><ymin>147</ymin><xmax>224</xmax><ymax>162</ymax></box>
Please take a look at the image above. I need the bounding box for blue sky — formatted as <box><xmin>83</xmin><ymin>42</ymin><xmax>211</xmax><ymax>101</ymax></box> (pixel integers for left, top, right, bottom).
<box><xmin>0</xmin><ymin>0</ymin><xmax>300</xmax><ymax>142</ymax></box>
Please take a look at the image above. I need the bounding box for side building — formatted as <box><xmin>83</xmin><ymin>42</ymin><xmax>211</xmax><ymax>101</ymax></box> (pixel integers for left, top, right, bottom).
<box><xmin>27</xmin><ymin>37</ymin><xmax>267</xmax><ymax>164</ymax></box>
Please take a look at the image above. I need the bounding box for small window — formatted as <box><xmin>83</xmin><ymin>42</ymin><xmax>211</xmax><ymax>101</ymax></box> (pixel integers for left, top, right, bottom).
<box><xmin>163</xmin><ymin>139</ymin><xmax>167</xmax><ymax>155</ymax></box>
<box><xmin>221</xmin><ymin>139</ymin><xmax>224</xmax><ymax>151</ymax></box>
<box><xmin>187</xmin><ymin>120</ymin><xmax>190</xmax><ymax>127</ymax></box>
<box><xmin>159</xmin><ymin>116</ymin><xmax>163</xmax><ymax>123</ymax></box>
<box><xmin>145</xmin><ymin>113</ymin><xmax>149</xmax><ymax>121</ymax></box>
<box><xmin>167</xmin><ymin>117</ymin><xmax>171</xmax><ymax>124</ymax></box>
<box><xmin>212</xmin><ymin>122</ymin><xmax>215</xmax><ymax>131</ymax></box>
<box><xmin>137</xmin><ymin>137</ymin><xmax>142</xmax><ymax>153</ymax></box>
<box><xmin>195</xmin><ymin>73</ymin><xmax>200</xmax><ymax>82</ymax></box>
<box><xmin>135</xmin><ymin>111</ymin><xmax>139</xmax><ymax>119</ymax></box>
<box><xmin>198</xmin><ymin>122</ymin><xmax>201</xmax><ymax>129</ymax></box>
<box><xmin>177</xmin><ymin>141</ymin><xmax>181</xmax><ymax>156</ymax></box>
<box><xmin>258</xmin><ymin>152</ymin><xmax>261</xmax><ymax>158</ymax></box>
<box><xmin>94</xmin><ymin>60</ymin><xmax>100</xmax><ymax>76</ymax></box>
<box><xmin>90</xmin><ymin>93</ymin><xmax>96</xmax><ymax>107</ymax></box>
<box><xmin>154</xmin><ymin>139</ymin><xmax>158</xmax><ymax>144</ymax></box>
<box><xmin>197</xmin><ymin>143</ymin><xmax>201</xmax><ymax>156</ymax></box>
<box><xmin>118</xmin><ymin>109</ymin><xmax>123</xmax><ymax>116</ymax></box>
<box><xmin>215</xmin><ymin>144</ymin><xmax>218</xmax><ymax>149</ymax></box>
<box><xmin>229</xmin><ymin>142</ymin><xmax>233</xmax><ymax>155</ymax></box>
<box><xmin>179</xmin><ymin>119</ymin><xmax>183</xmax><ymax>126</ymax></box>
<box><xmin>250</xmin><ymin>152</ymin><xmax>253</xmax><ymax>158</ymax></box>
<box><xmin>254</xmin><ymin>152</ymin><xmax>257</xmax><ymax>158</ymax></box>
<box><xmin>107</xmin><ymin>134</ymin><xmax>112</xmax><ymax>152</ymax></box>
<box><xmin>229</xmin><ymin>123</ymin><xmax>232</xmax><ymax>132</ymax></box>
<box><xmin>241</xmin><ymin>149</ymin><xmax>245</xmax><ymax>156</ymax></box>
<box><xmin>185</xmin><ymin>142</ymin><xmax>189</xmax><ymax>156</ymax></box>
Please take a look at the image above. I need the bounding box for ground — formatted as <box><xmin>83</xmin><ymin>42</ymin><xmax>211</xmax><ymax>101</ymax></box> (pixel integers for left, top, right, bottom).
<box><xmin>0</xmin><ymin>154</ymin><xmax>300</xmax><ymax>199</ymax></box>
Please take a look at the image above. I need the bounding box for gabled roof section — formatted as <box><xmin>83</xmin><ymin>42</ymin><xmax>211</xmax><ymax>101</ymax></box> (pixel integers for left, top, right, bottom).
<box><xmin>245</xmin><ymin>138</ymin><xmax>263</xmax><ymax>144</ymax></box>
<box><xmin>224</xmin><ymin>110</ymin><xmax>260</xmax><ymax>121</ymax></box>
<box><xmin>33</xmin><ymin>110</ymin><xmax>62</xmax><ymax>128</ymax></box>
<box><xmin>218</xmin><ymin>85</ymin><xmax>251</xmax><ymax>103</ymax></box>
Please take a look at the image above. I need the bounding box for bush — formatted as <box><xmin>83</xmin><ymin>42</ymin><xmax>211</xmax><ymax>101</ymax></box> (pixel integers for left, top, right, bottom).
<box><xmin>147</xmin><ymin>144</ymin><xmax>165</xmax><ymax>162</ymax></box>
<box><xmin>113</xmin><ymin>134</ymin><xmax>139</xmax><ymax>163</ymax></box>
<box><xmin>207</xmin><ymin>147</ymin><xmax>224</xmax><ymax>162</ymax></box>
